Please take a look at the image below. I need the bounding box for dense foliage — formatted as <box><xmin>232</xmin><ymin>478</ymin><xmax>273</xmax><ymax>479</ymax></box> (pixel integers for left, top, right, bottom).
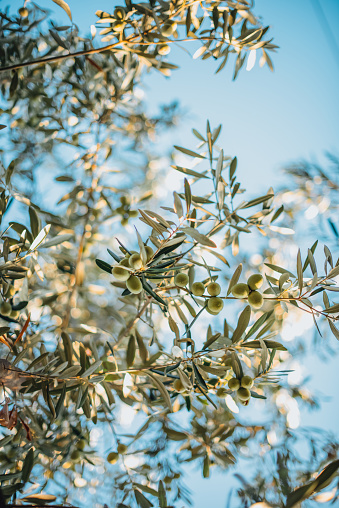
<box><xmin>0</xmin><ymin>1</ymin><xmax>338</xmax><ymax>507</ymax></box>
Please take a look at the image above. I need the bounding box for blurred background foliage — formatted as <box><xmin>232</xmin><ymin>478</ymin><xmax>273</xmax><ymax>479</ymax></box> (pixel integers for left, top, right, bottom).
<box><xmin>0</xmin><ymin>1</ymin><xmax>338</xmax><ymax>507</ymax></box>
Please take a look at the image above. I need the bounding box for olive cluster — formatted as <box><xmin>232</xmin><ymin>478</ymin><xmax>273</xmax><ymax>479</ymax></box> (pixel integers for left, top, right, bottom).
<box><xmin>0</xmin><ymin>285</ymin><xmax>20</xmax><ymax>319</ymax></box>
<box><xmin>231</xmin><ymin>274</ymin><xmax>264</xmax><ymax>309</ymax></box>
<box><xmin>228</xmin><ymin>375</ymin><xmax>254</xmax><ymax>405</ymax></box>
<box><xmin>174</xmin><ymin>274</ymin><xmax>224</xmax><ymax>315</ymax></box>
<box><xmin>106</xmin><ymin>443</ymin><xmax>128</xmax><ymax>464</ymax></box>
<box><xmin>112</xmin><ymin>246</ymin><xmax>154</xmax><ymax>294</ymax></box>
<box><xmin>116</xmin><ymin>196</ymin><xmax>138</xmax><ymax>226</ymax></box>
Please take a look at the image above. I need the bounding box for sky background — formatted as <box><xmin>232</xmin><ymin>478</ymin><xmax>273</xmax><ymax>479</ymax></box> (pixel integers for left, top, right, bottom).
<box><xmin>5</xmin><ymin>0</ymin><xmax>339</xmax><ymax>506</ymax></box>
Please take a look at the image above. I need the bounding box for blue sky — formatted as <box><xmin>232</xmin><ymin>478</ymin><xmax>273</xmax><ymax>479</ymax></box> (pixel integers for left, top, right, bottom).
<box><xmin>6</xmin><ymin>0</ymin><xmax>339</xmax><ymax>506</ymax></box>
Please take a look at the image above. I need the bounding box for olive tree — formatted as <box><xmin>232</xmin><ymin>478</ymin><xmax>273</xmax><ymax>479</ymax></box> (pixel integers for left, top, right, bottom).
<box><xmin>0</xmin><ymin>1</ymin><xmax>338</xmax><ymax>507</ymax></box>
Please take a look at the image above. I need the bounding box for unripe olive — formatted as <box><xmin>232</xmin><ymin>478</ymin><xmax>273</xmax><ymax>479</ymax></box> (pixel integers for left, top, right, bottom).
<box><xmin>126</xmin><ymin>276</ymin><xmax>143</xmax><ymax>294</ymax></box>
<box><xmin>114</xmin><ymin>7</ymin><xmax>126</xmax><ymax>20</ymax></box>
<box><xmin>191</xmin><ymin>282</ymin><xmax>205</xmax><ymax>297</ymax></box>
<box><xmin>10</xmin><ymin>309</ymin><xmax>20</xmax><ymax>320</ymax></box>
<box><xmin>5</xmin><ymin>285</ymin><xmax>16</xmax><ymax>298</ymax></box>
<box><xmin>174</xmin><ymin>273</ymin><xmax>189</xmax><ymax>287</ymax></box>
<box><xmin>248</xmin><ymin>290</ymin><xmax>263</xmax><ymax>310</ymax></box>
<box><xmin>173</xmin><ymin>379</ymin><xmax>184</xmax><ymax>393</ymax></box>
<box><xmin>158</xmin><ymin>44</ymin><xmax>171</xmax><ymax>55</ymax></box>
<box><xmin>112</xmin><ymin>265</ymin><xmax>130</xmax><ymax>281</ymax></box>
<box><xmin>112</xmin><ymin>21</ymin><xmax>126</xmax><ymax>32</ymax></box>
<box><xmin>216</xmin><ymin>387</ymin><xmax>228</xmax><ymax>397</ymax></box>
<box><xmin>121</xmin><ymin>218</ymin><xmax>129</xmax><ymax>226</ymax></box>
<box><xmin>119</xmin><ymin>258</ymin><xmax>130</xmax><ymax>268</ymax></box>
<box><xmin>241</xmin><ymin>375</ymin><xmax>253</xmax><ymax>389</ymax></box>
<box><xmin>76</xmin><ymin>439</ymin><xmax>86</xmax><ymax>450</ymax></box>
<box><xmin>19</xmin><ymin>7</ymin><xmax>29</xmax><ymax>17</ymax></box>
<box><xmin>107</xmin><ymin>452</ymin><xmax>119</xmax><ymax>464</ymax></box>
<box><xmin>206</xmin><ymin>307</ymin><xmax>219</xmax><ymax>315</ymax></box>
<box><xmin>145</xmin><ymin>245</ymin><xmax>154</xmax><ymax>262</ymax></box>
<box><xmin>129</xmin><ymin>253</ymin><xmax>143</xmax><ymax>270</ymax></box>
<box><xmin>106</xmin><ymin>452</ymin><xmax>119</xmax><ymax>464</ymax></box>
<box><xmin>207</xmin><ymin>282</ymin><xmax>221</xmax><ymax>296</ymax></box>
<box><xmin>70</xmin><ymin>450</ymin><xmax>81</xmax><ymax>462</ymax></box>
<box><xmin>231</xmin><ymin>283</ymin><xmax>250</xmax><ymax>299</ymax></box>
<box><xmin>247</xmin><ymin>274</ymin><xmax>263</xmax><ymax>291</ymax></box>
<box><xmin>0</xmin><ymin>302</ymin><xmax>12</xmax><ymax>316</ymax></box>
<box><xmin>237</xmin><ymin>387</ymin><xmax>251</xmax><ymax>401</ymax></box>
<box><xmin>161</xmin><ymin>21</ymin><xmax>177</xmax><ymax>37</ymax></box>
<box><xmin>120</xmin><ymin>197</ymin><xmax>128</xmax><ymax>206</ymax></box>
<box><xmin>228</xmin><ymin>377</ymin><xmax>240</xmax><ymax>391</ymax></box>
<box><xmin>207</xmin><ymin>297</ymin><xmax>224</xmax><ymax>314</ymax></box>
<box><xmin>129</xmin><ymin>210</ymin><xmax>138</xmax><ymax>218</ymax></box>
<box><xmin>117</xmin><ymin>443</ymin><xmax>128</xmax><ymax>454</ymax></box>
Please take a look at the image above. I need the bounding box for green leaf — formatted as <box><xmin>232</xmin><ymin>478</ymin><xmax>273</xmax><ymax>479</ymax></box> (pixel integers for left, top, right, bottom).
<box><xmin>184</xmin><ymin>178</ymin><xmax>191</xmax><ymax>213</ymax></box>
<box><xmin>232</xmin><ymin>305</ymin><xmax>251</xmax><ymax>343</ymax></box>
<box><xmin>181</xmin><ymin>227</ymin><xmax>216</xmax><ymax>248</ymax></box>
<box><xmin>265</xmin><ymin>263</ymin><xmax>295</xmax><ymax>278</ymax></box>
<box><xmin>174</xmin><ymin>145</ymin><xmax>205</xmax><ymax>159</ymax></box>
<box><xmin>173</xmin><ymin>191</ymin><xmax>183</xmax><ymax>219</ymax></box>
<box><xmin>229</xmin><ymin>157</ymin><xmax>237</xmax><ymax>180</ymax></box>
<box><xmin>227</xmin><ymin>263</ymin><xmax>242</xmax><ymax>295</ymax></box>
<box><xmin>134</xmin><ymin>489</ymin><xmax>154</xmax><ymax>508</ymax></box>
<box><xmin>241</xmin><ymin>193</ymin><xmax>274</xmax><ymax>209</ymax></box>
<box><xmin>40</xmin><ymin>233</ymin><xmax>74</xmax><ymax>248</ymax></box>
<box><xmin>96</xmin><ymin>259</ymin><xmax>112</xmax><ymax>274</ymax></box>
<box><xmin>145</xmin><ymin>371</ymin><xmax>172</xmax><ymax>412</ymax></box>
<box><xmin>127</xmin><ymin>335</ymin><xmax>136</xmax><ymax>367</ymax></box>
<box><xmin>29</xmin><ymin>224</ymin><xmax>51</xmax><ymax>252</ymax></box>
<box><xmin>81</xmin><ymin>360</ymin><xmax>101</xmax><ymax>378</ymax></box>
<box><xmin>21</xmin><ymin>448</ymin><xmax>34</xmax><ymax>484</ymax></box>
<box><xmin>29</xmin><ymin>207</ymin><xmax>41</xmax><ymax>238</ymax></box>
<box><xmin>55</xmin><ymin>383</ymin><xmax>66</xmax><ymax>417</ymax></box>
<box><xmin>242</xmin><ymin>339</ymin><xmax>287</xmax><ymax>351</ymax></box>
<box><xmin>297</xmin><ymin>249</ymin><xmax>303</xmax><ymax>295</ymax></box>
<box><xmin>172</xmin><ymin>165</ymin><xmax>209</xmax><ymax>179</ymax></box>
<box><xmin>52</xmin><ymin>0</ymin><xmax>72</xmax><ymax>21</ymax></box>
<box><xmin>158</xmin><ymin>481</ymin><xmax>167</xmax><ymax>508</ymax></box>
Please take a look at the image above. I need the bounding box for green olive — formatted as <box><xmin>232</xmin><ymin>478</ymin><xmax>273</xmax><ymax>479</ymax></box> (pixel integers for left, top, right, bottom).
<box><xmin>10</xmin><ymin>309</ymin><xmax>20</xmax><ymax>320</ymax></box>
<box><xmin>114</xmin><ymin>7</ymin><xmax>126</xmax><ymax>20</ymax></box>
<box><xmin>237</xmin><ymin>387</ymin><xmax>251</xmax><ymax>401</ymax></box>
<box><xmin>129</xmin><ymin>253</ymin><xmax>143</xmax><ymax>270</ymax></box>
<box><xmin>228</xmin><ymin>378</ymin><xmax>240</xmax><ymax>391</ymax></box>
<box><xmin>76</xmin><ymin>439</ymin><xmax>86</xmax><ymax>450</ymax></box>
<box><xmin>129</xmin><ymin>210</ymin><xmax>138</xmax><ymax>218</ymax></box>
<box><xmin>231</xmin><ymin>283</ymin><xmax>250</xmax><ymax>299</ymax></box>
<box><xmin>174</xmin><ymin>273</ymin><xmax>189</xmax><ymax>287</ymax></box>
<box><xmin>19</xmin><ymin>7</ymin><xmax>29</xmax><ymax>17</ymax></box>
<box><xmin>112</xmin><ymin>265</ymin><xmax>130</xmax><ymax>281</ymax></box>
<box><xmin>119</xmin><ymin>258</ymin><xmax>130</xmax><ymax>268</ymax></box>
<box><xmin>207</xmin><ymin>282</ymin><xmax>221</xmax><ymax>296</ymax></box>
<box><xmin>0</xmin><ymin>302</ymin><xmax>12</xmax><ymax>316</ymax></box>
<box><xmin>173</xmin><ymin>379</ymin><xmax>184</xmax><ymax>393</ymax></box>
<box><xmin>107</xmin><ymin>452</ymin><xmax>119</xmax><ymax>464</ymax></box>
<box><xmin>247</xmin><ymin>274</ymin><xmax>263</xmax><ymax>291</ymax></box>
<box><xmin>158</xmin><ymin>44</ymin><xmax>171</xmax><ymax>55</ymax></box>
<box><xmin>216</xmin><ymin>387</ymin><xmax>228</xmax><ymax>397</ymax></box>
<box><xmin>241</xmin><ymin>375</ymin><xmax>254</xmax><ymax>389</ymax></box>
<box><xmin>117</xmin><ymin>443</ymin><xmax>128</xmax><ymax>454</ymax></box>
<box><xmin>191</xmin><ymin>282</ymin><xmax>205</xmax><ymax>297</ymax></box>
<box><xmin>70</xmin><ymin>450</ymin><xmax>81</xmax><ymax>462</ymax></box>
<box><xmin>207</xmin><ymin>297</ymin><xmax>224</xmax><ymax>314</ymax></box>
<box><xmin>5</xmin><ymin>285</ymin><xmax>16</xmax><ymax>298</ymax></box>
<box><xmin>248</xmin><ymin>291</ymin><xmax>263</xmax><ymax>309</ymax></box>
<box><xmin>126</xmin><ymin>275</ymin><xmax>143</xmax><ymax>294</ymax></box>
<box><xmin>112</xmin><ymin>21</ymin><xmax>126</xmax><ymax>33</ymax></box>
<box><xmin>160</xmin><ymin>21</ymin><xmax>177</xmax><ymax>37</ymax></box>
